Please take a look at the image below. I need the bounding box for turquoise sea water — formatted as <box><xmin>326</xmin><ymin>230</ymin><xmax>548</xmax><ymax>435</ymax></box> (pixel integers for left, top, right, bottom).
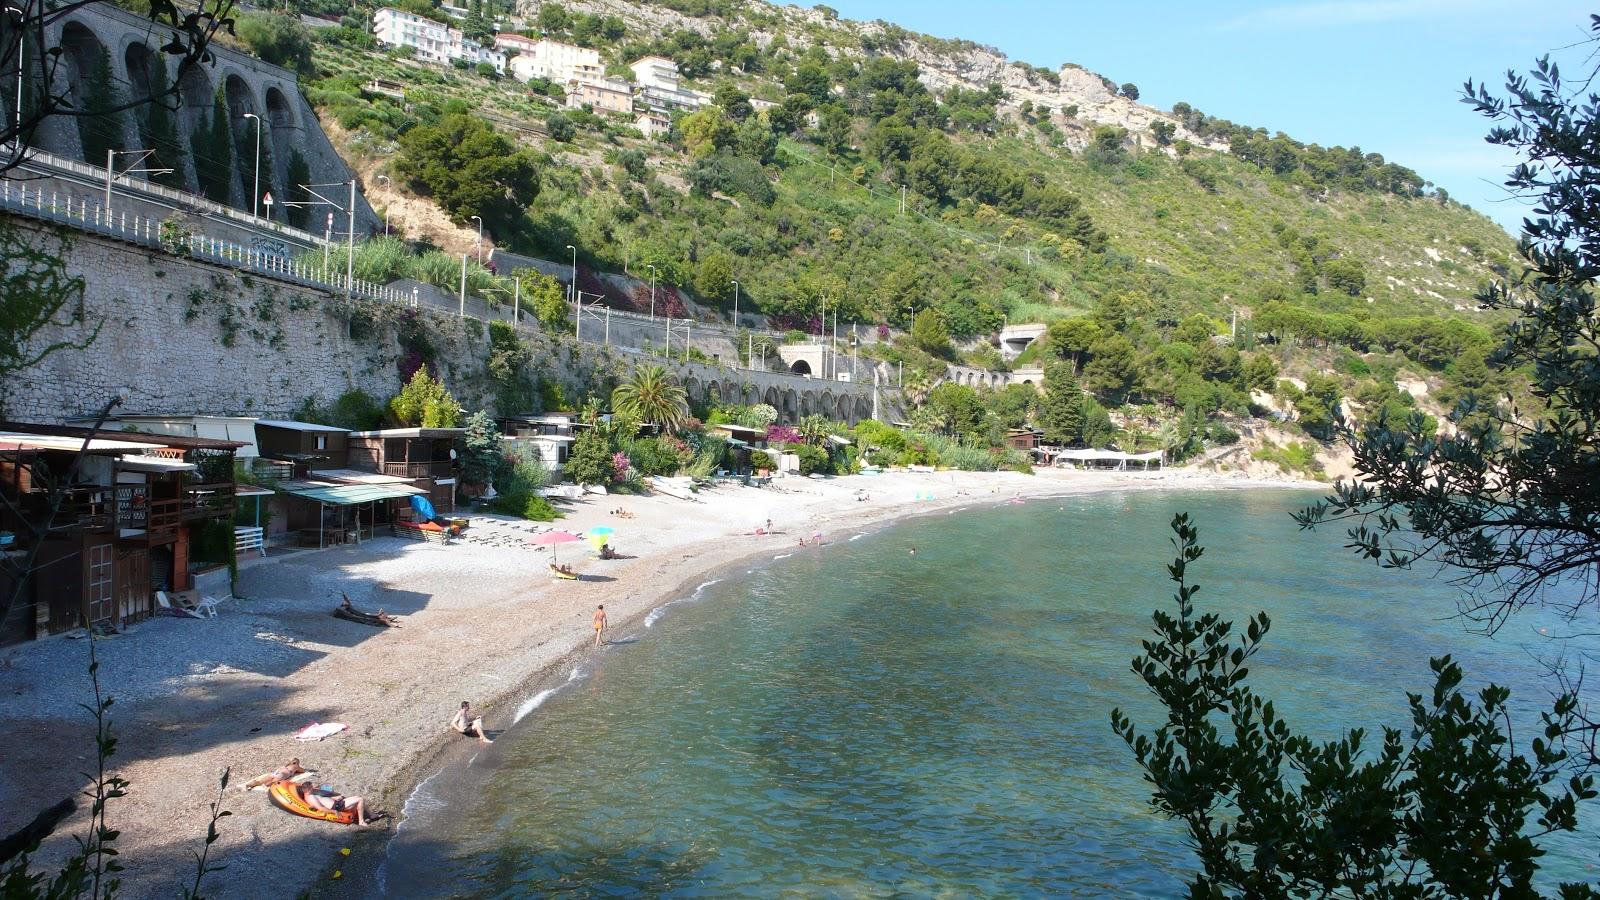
<box><xmin>380</xmin><ymin>489</ymin><xmax>1599</xmax><ymax>896</ymax></box>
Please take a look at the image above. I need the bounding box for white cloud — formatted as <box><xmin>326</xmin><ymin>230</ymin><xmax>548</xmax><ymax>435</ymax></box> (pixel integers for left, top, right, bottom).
<box><xmin>1214</xmin><ymin>0</ymin><xmax>1510</xmax><ymax>31</ymax></box>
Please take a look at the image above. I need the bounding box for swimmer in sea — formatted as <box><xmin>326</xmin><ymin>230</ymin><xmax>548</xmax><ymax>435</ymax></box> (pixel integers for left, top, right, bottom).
<box><xmin>909</xmin><ymin>547</ymin><xmax>917</xmax><ymax>556</ymax></box>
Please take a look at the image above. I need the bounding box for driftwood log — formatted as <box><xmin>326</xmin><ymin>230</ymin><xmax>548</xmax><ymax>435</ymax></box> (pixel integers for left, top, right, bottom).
<box><xmin>334</xmin><ymin>594</ymin><xmax>399</xmax><ymax>628</ymax></box>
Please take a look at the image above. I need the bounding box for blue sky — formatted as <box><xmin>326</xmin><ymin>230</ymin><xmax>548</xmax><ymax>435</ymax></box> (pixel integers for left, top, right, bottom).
<box><xmin>822</xmin><ymin>0</ymin><xmax>1595</xmax><ymax>236</ymax></box>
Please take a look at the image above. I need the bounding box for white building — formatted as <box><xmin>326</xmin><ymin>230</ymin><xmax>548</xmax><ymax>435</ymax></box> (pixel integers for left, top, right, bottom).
<box><xmin>628</xmin><ymin>55</ymin><xmax>709</xmax><ymax>112</ymax></box>
<box><xmin>374</xmin><ymin>8</ymin><xmax>451</xmax><ymax>64</ymax></box>
<box><xmin>497</xmin><ymin>34</ymin><xmax>601</xmax><ymax>84</ymax></box>
<box><xmin>374</xmin><ymin>7</ymin><xmax>505</xmax><ymax>73</ymax></box>
<box><xmin>635</xmin><ymin>110</ymin><xmax>670</xmax><ymax>139</ymax></box>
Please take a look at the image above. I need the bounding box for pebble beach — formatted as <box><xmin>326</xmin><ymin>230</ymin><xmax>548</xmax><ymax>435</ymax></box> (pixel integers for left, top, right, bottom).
<box><xmin>0</xmin><ymin>466</ymin><xmax>1319</xmax><ymax>898</ymax></box>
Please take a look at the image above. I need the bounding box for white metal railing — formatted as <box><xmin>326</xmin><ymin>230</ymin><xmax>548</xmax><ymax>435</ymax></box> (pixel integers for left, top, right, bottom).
<box><xmin>14</xmin><ymin>146</ymin><xmax>330</xmax><ymax>248</ymax></box>
<box><xmin>0</xmin><ymin>179</ymin><xmax>414</xmax><ymax>305</ymax></box>
<box><xmin>0</xmin><ymin>178</ymin><xmax>881</xmax><ymax>392</ymax></box>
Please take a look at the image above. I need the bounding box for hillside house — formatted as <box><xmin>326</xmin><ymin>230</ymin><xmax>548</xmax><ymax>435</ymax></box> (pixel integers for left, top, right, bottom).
<box><xmin>347</xmin><ymin>427</ymin><xmax>463</xmax><ymax>513</ymax></box>
<box><xmin>498</xmin><ymin>34</ymin><xmax>601</xmax><ymax>84</ymax></box>
<box><xmin>0</xmin><ymin>423</ymin><xmax>242</xmax><ymax>646</ymax></box>
<box><xmin>635</xmin><ymin>110</ymin><xmax>670</xmax><ymax>139</ymax></box>
<box><xmin>628</xmin><ymin>55</ymin><xmax>709</xmax><ymax>111</ymax></box>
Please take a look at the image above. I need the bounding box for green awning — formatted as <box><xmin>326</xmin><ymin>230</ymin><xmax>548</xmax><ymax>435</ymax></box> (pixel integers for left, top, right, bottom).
<box><xmin>277</xmin><ymin>482</ymin><xmax>425</xmax><ymax>505</ymax></box>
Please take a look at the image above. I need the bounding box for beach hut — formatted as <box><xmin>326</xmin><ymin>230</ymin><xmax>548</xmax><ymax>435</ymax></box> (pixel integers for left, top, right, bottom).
<box><xmin>254</xmin><ymin>420</ymin><xmax>351</xmax><ymax>473</ymax></box>
<box><xmin>347</xmin><ymin>427</ymin><xmax>464</xmax><ymax>513</ymax></box>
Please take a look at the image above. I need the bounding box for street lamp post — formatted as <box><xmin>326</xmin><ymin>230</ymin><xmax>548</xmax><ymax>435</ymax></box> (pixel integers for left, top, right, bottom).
<box><xmin>471</xmin><ymin>214</ymin><xmax>483</xmax><ymax>262</ymax></box>
<box><xmin>8</xmin><ymin>3</ymin><xmax>24</xmax><ymax>137</ymax></box>
<box><xmin>647</xmin><ymin>264</ymin><xmax>657</xmax><ymax>321</ymax></box>
<box><xmin>243</xmin><ymin>112</ymin><xmax>262</xmax><ymax>218</ymax></box>
<box><xmin>731</xmin><ymin>279</ymin><xmax>740</xmax><ymax>329</ymax></box>
<box><xmin>376</xmin><ymin>174</ymin><xmax>391</xmax><ymax>236</ymax></box>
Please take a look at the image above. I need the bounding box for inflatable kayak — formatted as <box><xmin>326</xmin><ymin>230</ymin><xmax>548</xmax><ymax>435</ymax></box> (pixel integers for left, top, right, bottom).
<box><xmin>268</xmin><ymin>781</ymin><xmax>355</xmax><ymax>825</ymax></box>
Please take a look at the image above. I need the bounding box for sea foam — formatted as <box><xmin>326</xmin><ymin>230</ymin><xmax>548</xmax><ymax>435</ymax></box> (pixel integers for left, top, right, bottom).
<box><xmin>513</xmin><ymin>667</ymin><xmax>585</xmax><ymax>724</ymax></box>
<box><xmin>644</xmin><ymin>578</ymin><xmax>722</xmax><ymax>628</ymax></box>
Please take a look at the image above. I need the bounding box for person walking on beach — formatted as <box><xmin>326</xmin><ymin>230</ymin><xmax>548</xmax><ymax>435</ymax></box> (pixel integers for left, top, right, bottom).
<box><xmin>451</xmin><ymin>701</ymin><xmax>493</xmax><ymax>744</ymax></box>
<box><xmin>593</xmin><ymin>604</ymin><xmax>608</xmax><ymax>647</ymax></box>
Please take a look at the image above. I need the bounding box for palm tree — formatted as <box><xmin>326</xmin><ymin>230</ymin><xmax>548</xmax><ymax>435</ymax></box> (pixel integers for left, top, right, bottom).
<box><xmin>612</xmin><ymin>364</ymin><xmax>690</xmax><ymax>433</ymax></box>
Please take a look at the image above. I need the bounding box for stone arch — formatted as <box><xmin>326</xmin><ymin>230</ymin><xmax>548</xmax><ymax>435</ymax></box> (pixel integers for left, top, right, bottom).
<box><xmin>800</xmin><ymin>394</ymin><xmax>815</xmax><ymax>418</ymax></box>
<box><xmin>855</xmin><ymin>397</ymin><xmax>871</xmax><ymax>423</ymax></box>
<box><xmin>791</xmin><ymin>359</ymin><xmax>812</xmax><ymax>377</ymax></box>
<box><xmin>763</xmin><ymin>386</ymin><xmax>779</xmax><ymax>409</ymax></box>
<box><xmin>264</xmin><ymin>85</ymin><xmax>295</xmax><ymax>128</ymax></box>
<box><xmin>835</xmin><ymin>394</ymin><xmax>851</xmax><ymax>421</ymax></box>
<box><xmin>123</xmin><ymin>41</ymin><xmax>157</xmax><ymax>102</ymax></box>
<box><xmin>707</xmin><ymin>381</ymin><xmax>723</xmax><ymax>406</ymax></box>
<box><xmin>223</xmin><ymin>71</ymin><xmax>256</xmax><ymax>130</ymax></box>
<box><xmin>820</xmin><ymin>391</ymin><xmax>835</xmax><ymax>419</ymax></box>
<box><xmin>682</xmin><ymin>375</ymin><xmax>702</xmax><ymax>405</ymax></box>
<box><xmin>744</xmin><ymin>384</ymin><xmax>761</xmax><ymax>406</ymax></box>
<box><xmin>177</xmin><ymin>63</ymin><xmax>212</xmax><ymax>137</ymax></box>
<box><xmin>782</xmin><ymin>389</ymin><xmax>798</xmax><ymax>421</ymax></box>
<box><xmin>58</xmin><ymin>21</ymin><xmax>107</xmax><ymax>159</ymax></box>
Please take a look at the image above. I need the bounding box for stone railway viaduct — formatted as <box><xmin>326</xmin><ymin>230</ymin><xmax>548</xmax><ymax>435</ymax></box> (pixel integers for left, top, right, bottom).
<box><xmin>17</xmin><ymin>3</ymin><xmax>377</xmax><ymax>234</ymax></box>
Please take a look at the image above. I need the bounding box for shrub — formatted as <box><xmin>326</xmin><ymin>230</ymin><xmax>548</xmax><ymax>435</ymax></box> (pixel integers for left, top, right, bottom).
<box><xmin>522</xmin><ymin>496</ymin><xmax>560</xmax><ymax>521</ymax></box>
<box><xmin>793</xmin><ymin>442</ymin><xmax>832</xmax><ymax>475</ymax></box>
<box><xmin>237</xmin><ymin>11</ymin><xmax>315</xmax><ymax>74</ymax></box>
<box><xmin>564</xmin><ymin>430</ymin><xmax>613</xmax><ymax>485</ymax></box>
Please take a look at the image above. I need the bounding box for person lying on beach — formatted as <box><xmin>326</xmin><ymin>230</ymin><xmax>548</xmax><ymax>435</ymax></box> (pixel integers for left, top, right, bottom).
<box><xmin>304</xmin><ymin>787</ymin><xmax>373</xmax><ymax>826</ymax></box>
<box><xmin>450</xmin><ymin>701</ymin><xmax>493</xmax><ymax>744</ymax></box>
<box><xmin>599</xmin><ymin>543</ymin><xmax>619</xmax><ymax>560</ymax></box>
<box><xmin>550</xmin><ymin>562</ymin><xmax>575</xmax><ymax>576</ymax></box>
<box><xmin>243</xmin><ymin>758</ymin><xmax>305</xmax><ymax>791</ymax></box>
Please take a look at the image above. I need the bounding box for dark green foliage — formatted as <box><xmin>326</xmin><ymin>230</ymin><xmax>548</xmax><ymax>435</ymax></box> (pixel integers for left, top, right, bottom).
<box><xmin>545</xmin><ymin>111</ymin><xmax>576</xmax><ymax>142</ymax></box>
<box><xmin>285</xmin><ymin>150</ymin><xmax>311</xmax><ymax>229</ymax></box>
<box><xmin>1039</xmin><ymin>365</ymin><xmax>1084</xmax><ymax>445</ymax></box>
<box><xmin>76</xmin><ymin>49</ymin><xmax>127</xmax><ymax>168</ymax></box>
<box><xmin>1170</xmin><ymin>100</ymin><xmax>1426</xmax><ymax>197</ymax></box>
<box><xmin>909</xmin><ymin>309</ymin><xmax>950</xmax><ymax>356</ymax></box>
<box><xmin>396</xmin><ymin>113</ymin><xmax>541</xmax><ymax>231</ymax></box>
<box><xmin>565</xmin><ymin>429</ymin><xmax>614</xmax><ymax>486</ymax></box>
<box><xmin>191</xmin><ymin>88</ymin><xmax>234</xmax><ymax>204</ymax></box>
<box><xmin>924</xmin><ymin>382</ymin><xmax>984</xmax><ymax>437</ymax></box>
<box><xmin>458</xmin><ymin>410</ymin><xmax>506</xmax><ymax>488</ymax></box>
<box><xmin>687</xmin><ymin>152</ymin><xmax>775</xmax><ymax>205</ymax></box>
<box><xmin>136</xmin><ymin>61</ymin><xmax>186</xmax><ymax>189</ymax></box>
<box><xmin>1323</xmin><ymin>257</ymin><xmax>1366</xmax><ymax>296</ymax></box>
<box><xmin>1300</xmin><ymin>35</ymin><xmax>1600</xmax><ymax>632</ymax></box>
<box><xmin>1082</xmin><ymin>333</ymin><xmax>1137</xmax><ymax>403</ymax></box>
<box><xmin>1119</xmin><ymin>82</ymin><xmax>1139</xmax><ymax>100</ymax></box>
<box><xmin>792</xmin><ymin>442</ymin><xmax>831</xmax><ymax>475</ymax></box>
<box><xmin>1112</xmin><ymin>515</ymin><xmax>1598</xmax><ymax>898</ymax></box>
<box><xmin>237</xmin><ymin>12</ymin><xmax>315</xmax><ymax>74</ymax></box>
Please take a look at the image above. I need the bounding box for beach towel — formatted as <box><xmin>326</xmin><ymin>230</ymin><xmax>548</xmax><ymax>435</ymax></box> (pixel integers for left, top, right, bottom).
<box><xmin>295</xmin><ymin>722</ymin><xmax>348</xmax><ymax>742</ymax></box>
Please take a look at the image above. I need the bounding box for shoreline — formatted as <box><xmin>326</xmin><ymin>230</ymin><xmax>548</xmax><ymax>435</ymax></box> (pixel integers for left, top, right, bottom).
<box><xmin>326</xmin><ymin>470</ymin><xmax>1325</xmax><ymax>897</ymax></box>
<box><xmin>0</xmin><ymin>468</ymin><xmax>1324</xmax><ymax>899</ymax></box>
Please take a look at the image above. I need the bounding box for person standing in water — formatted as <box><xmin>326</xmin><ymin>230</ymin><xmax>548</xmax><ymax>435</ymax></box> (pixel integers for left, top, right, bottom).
<box><xmin>593</xmin><ymin>604</ymin><xmax>608</xmax><ymax>647</ymax></box>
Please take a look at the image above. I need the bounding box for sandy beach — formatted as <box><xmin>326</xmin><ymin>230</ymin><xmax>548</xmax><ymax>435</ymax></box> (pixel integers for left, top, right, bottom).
<box><xmin>0</xmin><ymin>467</ymin><xmax>1320</xmax><ymax>898</ymax></box>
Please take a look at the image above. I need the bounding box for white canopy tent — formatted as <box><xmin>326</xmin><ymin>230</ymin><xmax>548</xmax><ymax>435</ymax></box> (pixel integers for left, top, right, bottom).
<box><xmin>1048</xmin><ymin>448</ymin><xmax>1164</xmax><ymax>470</ymax></box>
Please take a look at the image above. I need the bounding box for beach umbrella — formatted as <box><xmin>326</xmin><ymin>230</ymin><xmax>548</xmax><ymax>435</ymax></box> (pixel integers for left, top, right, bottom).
<box><xmin>588</xmin><ymin>525</ymin><xmax>616</xmax><ymax>550</ymax></box>
<box><xmin>529</xmin><ymin>530</ymin><xmax>582</xmax><ymax>563</ymax></box>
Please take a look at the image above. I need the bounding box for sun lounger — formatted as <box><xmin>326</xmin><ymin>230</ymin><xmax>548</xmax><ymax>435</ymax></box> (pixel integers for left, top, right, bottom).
<box><xmin>155</xmin><ymin>590</ymin><xmax>207</xmax><ymax>619</ymax></box>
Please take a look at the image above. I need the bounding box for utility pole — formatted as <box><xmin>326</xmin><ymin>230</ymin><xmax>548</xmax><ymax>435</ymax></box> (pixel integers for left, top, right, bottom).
<box><xmin>731</xmin><ymin>279</ymin><xmax>740</xmax><ymax>332</ymax></box>
<box><xmin>566</xmin><ymin>243</ymin><xmax>577</xmax><ymax>332</ymax></box>
<box><xmin>513</xmin><ymin>275</ymin><xmax>520</xmax><ymax>326</ymax></box>
<box><xmin>243</xmin><ymin>112</ymin><xmax>261</xmax><ymax>217</ymax></box>
<box><xmin>647</xmin><ymin>264</ymin><xmax>657</xmax><ymax>320</ymax></box>
<box><xmin>345</xmin><ymin>179</ymin><xmax>355</xmax><ymax>297</ymax></box>
<box><xmin>471</xmin><ymin>214</ymin><xmax>483</xmax><ymax>262</ymax></box>
<box><xmin>458</xmin><ymin>253</ymin><xmax>467</xmax><ymax>317</ymax></box>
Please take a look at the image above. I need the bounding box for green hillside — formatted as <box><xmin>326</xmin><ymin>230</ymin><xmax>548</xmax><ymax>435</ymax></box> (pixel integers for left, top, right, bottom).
<box><xmin>257</xmin><ymin>0</ymin><xmax>1529</xmax><ymax>466</ymax></box>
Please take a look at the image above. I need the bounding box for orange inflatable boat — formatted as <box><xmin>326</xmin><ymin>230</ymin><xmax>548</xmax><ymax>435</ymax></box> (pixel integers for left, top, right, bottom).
<box><xmin>268</xmin><ymin>781</ymin><xmax>356</xmax><ymax>825</ymax></box>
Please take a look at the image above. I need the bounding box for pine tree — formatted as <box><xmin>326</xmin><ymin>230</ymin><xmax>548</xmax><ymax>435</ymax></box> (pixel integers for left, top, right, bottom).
<box><xmin>254</xmin><ymin>125</ymin><xmax>277</xmax><ymax>220</ymax></box>
<box><xmin>137</xmin><ymin>60</ymin><xmax>186</xmax><ymax>189</ymax></box>
<box><xmin>77</xmin><ymin>49</ymin><xmax>127</xmax><ymax>168</ymax></box>
<box><xmin>285</xmin><ymin>150</ymin><xmax>311</xmax><ymax>229</ymax></box>
<box><xmin>194</xmin><ymin>87</ymin><xmax>235</xmax><ymax>204</ymax></box>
